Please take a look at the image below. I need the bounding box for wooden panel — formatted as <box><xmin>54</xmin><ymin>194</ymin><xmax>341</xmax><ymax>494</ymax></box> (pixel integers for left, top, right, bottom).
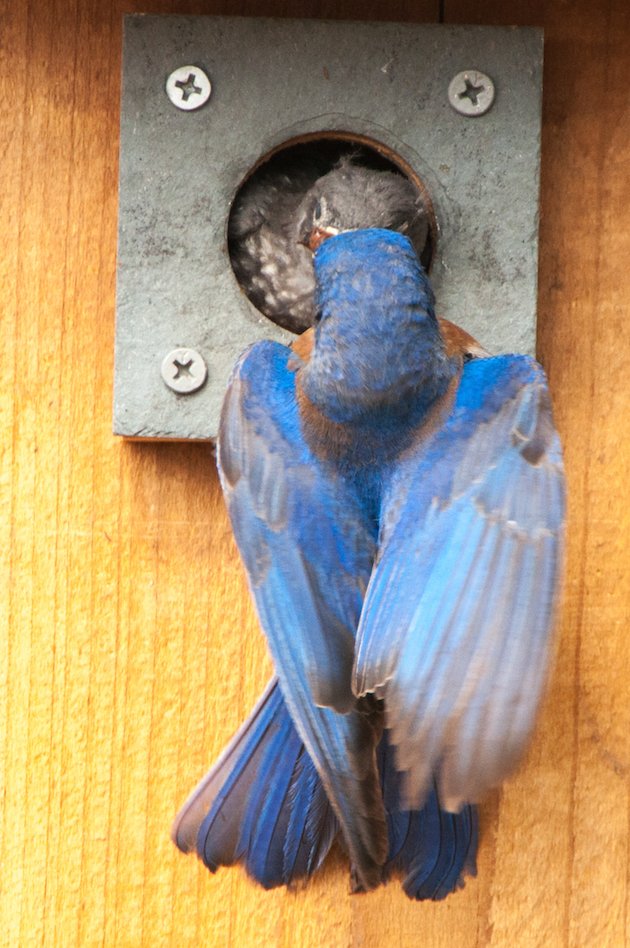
<box><xmin>443</xmin><ymin>6</ymin><xmax>630</xmax><ymax>945</ymax></box>
<box><xmin>2</xmin><ymin>1</ymin><xmax>629</xmax><ymax>945</ymax></box>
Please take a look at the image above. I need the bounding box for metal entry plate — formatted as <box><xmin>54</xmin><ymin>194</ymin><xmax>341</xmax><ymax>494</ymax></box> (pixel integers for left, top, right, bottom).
<box><xmin>114</xmin><ymin>16</ymin><xmax>543</xmax><ymax>440</ymax></box>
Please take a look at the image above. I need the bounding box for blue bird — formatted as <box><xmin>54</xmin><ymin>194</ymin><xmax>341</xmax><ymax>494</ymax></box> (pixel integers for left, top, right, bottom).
<box><xmin>173</xmin><ymin>226</ymin><xmax>564</xmax><ymax>896</ymax></box>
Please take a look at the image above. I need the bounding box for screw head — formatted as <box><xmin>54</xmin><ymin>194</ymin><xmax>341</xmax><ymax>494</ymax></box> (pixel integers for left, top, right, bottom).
<box><xmin>165</xmin><ymin>66</ymin><xmax>212</xmax><ymax>111</ymax></box>
<box><xmin>161</xmin><ymin>348</ymin><xmax>208</xmax><ymax>394</ymax></box>
<box><xmin>448</xmin><ymin>70</ymin><xmax>495</xmax><ymax>117</ymax></box>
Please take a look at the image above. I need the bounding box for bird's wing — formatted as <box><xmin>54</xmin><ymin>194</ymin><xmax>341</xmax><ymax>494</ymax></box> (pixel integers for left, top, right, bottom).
<box><xmin>354</xmin><ymin>355</ymin><xmax>565</xmax><ymax>811</ymax></box>
<box><xmin>217</xmin><ymin>340</ymin><xmax>387</xmax><ymax>888</ymax></box>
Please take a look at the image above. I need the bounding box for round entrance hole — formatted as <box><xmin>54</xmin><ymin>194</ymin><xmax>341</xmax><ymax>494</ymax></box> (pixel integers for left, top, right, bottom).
<box><xmin>228</xmin><ymin>134</ymin><xmax>436</xmax><ymax>334</ymax></box>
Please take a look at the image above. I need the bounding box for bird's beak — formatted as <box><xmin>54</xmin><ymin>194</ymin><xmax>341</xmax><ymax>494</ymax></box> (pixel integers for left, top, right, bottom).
<box><xmin>301</xmin><ymin>225</ymin><xmax>340</xmax><ymax>252</ymax></box>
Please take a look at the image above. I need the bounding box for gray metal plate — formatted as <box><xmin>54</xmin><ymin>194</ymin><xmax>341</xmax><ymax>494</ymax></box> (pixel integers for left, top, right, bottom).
<box><xmin>114</xmin><ymin>15</ymin><xmax>543</xmax><ymax>440</ymax></box>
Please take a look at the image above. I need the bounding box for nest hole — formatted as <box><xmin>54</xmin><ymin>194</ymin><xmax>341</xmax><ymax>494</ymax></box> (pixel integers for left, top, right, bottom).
<box><xmin>228</xmin><ymin>134</ymin><xmax>436</xmax><ymax>333</ymax></box>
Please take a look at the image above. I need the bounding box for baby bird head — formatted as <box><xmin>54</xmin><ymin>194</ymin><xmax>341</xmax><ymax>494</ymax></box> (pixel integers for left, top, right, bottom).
<box><xmin>295</xmin><ymin>159</ymin><xmax>429</xmax><ymax>258</ymax></box>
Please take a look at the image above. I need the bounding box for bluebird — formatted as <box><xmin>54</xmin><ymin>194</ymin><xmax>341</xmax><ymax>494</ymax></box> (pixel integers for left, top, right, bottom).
<box><xmin>229</xmin><ymin>157</ymin><xmax>429</xmax><ymax>332</ymax></box>
<box><xmin>174</xmin><ymin>224</ymin><xmax>564</xmax><ymax>896</ymax></box>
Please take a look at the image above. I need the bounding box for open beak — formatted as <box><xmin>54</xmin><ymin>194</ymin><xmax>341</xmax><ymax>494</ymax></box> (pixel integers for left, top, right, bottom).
<box><xmin>302</xmin><ymin>225</ymin><xmax>340</xmax><ymax>252</ymax></box>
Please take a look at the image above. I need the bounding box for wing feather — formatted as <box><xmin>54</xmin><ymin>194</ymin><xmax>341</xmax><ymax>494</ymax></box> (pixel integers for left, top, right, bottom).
<box><xmin>354</xmin><ymin>355</ymin><xmax>565</xmax><ymax>810</ymax></box>
<box><xmin>217</xmin><ymin>341</ymin><xmax>387</xmax><ymax>888</ymax></box>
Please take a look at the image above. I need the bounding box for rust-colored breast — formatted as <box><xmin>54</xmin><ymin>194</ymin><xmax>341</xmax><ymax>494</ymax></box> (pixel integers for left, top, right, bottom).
<box><xmin>438</xmin><ymin>317</ymin><xmax>490</xmax><ymax>360</ymax></box>
<box><xmin>291</xmin><ymin>328</ymin><xmax>315</xmax><ymax>363</ymax></box>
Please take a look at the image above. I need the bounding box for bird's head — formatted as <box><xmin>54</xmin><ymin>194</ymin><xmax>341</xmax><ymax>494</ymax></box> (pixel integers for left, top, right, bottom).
<box><xmin>297</xmin><ymin>191</ymin><xmax>341</xmax><ymax>251</ymax></box>
<box><xmin>295</xmin><ymin>159</ymin><xmax>429</xmax><ymax>257</ymax></box>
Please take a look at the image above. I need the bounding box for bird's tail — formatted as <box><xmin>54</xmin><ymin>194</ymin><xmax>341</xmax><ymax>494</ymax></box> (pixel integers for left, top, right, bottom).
<box><xmin>171</xmin><ymin>679</ymin><xmax>338</xmax><ymax>889</ymax></box>
<box><xmin>173</xmin><ymin>680</ymin><xmax>477</xmax><ymax>898</ymax></box>
<box><xmin>379</xmin><ymin>734</ymin><xmax>479</xmax><ymax>900</ymax></box>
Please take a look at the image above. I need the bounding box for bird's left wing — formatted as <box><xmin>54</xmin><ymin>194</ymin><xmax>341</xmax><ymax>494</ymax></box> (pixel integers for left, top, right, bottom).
<box><xmin>217</xmin><ymin>340</ymin><xmax>387</xmax><ymax>889</ymax></box>
<box><xmin>353</xmin><ymin>355</ymin><xmax>565</xmax><ymax>811</ymax></box>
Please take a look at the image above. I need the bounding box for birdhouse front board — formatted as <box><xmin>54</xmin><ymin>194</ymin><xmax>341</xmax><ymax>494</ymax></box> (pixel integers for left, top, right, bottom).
<box><xmin>114</xmin><ymin>15</ymin><xmax>543</xmax><ymax>440</ymax></box>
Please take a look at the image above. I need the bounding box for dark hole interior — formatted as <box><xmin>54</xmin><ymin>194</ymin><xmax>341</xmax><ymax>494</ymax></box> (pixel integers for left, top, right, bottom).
<box><xmin>227</xmin><ymin>136</ymin><xmax>435</xmax><ymax>334</ymax></box>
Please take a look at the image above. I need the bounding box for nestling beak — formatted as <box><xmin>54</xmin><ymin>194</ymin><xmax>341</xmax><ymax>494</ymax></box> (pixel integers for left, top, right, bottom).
<box><xmin>301</xmin><ymin>225</ymin><xmax>340</xmax><ymax>252</ymax></box>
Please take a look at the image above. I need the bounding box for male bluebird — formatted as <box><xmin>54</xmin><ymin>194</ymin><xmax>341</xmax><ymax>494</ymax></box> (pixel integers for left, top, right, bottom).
<box><xmin>174</xmin><ymin>204</ymin><xmax>564</xmax><ymax>897</ymax></box>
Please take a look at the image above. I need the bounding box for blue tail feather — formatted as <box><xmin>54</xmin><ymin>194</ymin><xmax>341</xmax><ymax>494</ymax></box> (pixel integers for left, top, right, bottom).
<box><xmin>380</xmin><ymin>731</ymin><xmax>478</xmax><ymax>900</ymax></box>
<box><xmin>283</xmin><ymin>746</ymin><xmax>340</xmax><ymax>880</ymax></box>
<box><xmin>238</xmin><ymin>715</ymin><xmax>303</xmax><ymax>886</ymax></box>
<box><xmin>173</xmin><ymin>684</ymin><xmax>477</xmax><ymax>897</ymax></box>
<box><xmin>172</xmin><ymin>680</ymin><xmax>338</xmax><ymax>889</ymax></box>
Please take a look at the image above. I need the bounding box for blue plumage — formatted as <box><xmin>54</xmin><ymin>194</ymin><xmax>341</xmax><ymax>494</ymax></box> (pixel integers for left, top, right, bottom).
<box><xmin>378</xmin><ymin>730</ymin><xmax>478</xmax><ymax>900</ymax></box>
<box><xmin>175</xmin><ymin>680</ymin><xmax>339</xmax><ymax>889</ymax></box>
<box><xmin>173</xmin><ymin>228</ymin><xmax>564</xmax><ymax>898</ymax></box>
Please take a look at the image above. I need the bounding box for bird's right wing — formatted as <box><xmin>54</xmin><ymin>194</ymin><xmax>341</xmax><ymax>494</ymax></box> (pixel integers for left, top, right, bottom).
<box><xmin>354</xmin><ymin>355</ymin><xmax>565</xmax><ymax>811</ymax></box>
<box><xmin>217</xmin><ymin>340</ymin><xmax>387</xmax><ymax>889</ymax></box>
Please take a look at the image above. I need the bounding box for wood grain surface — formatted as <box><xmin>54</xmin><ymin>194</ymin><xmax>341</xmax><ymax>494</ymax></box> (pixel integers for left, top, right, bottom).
<box><xmin>2</xmin><ymin>1</ymin><xmax>630</xmax><ymax>945</ymax></box>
